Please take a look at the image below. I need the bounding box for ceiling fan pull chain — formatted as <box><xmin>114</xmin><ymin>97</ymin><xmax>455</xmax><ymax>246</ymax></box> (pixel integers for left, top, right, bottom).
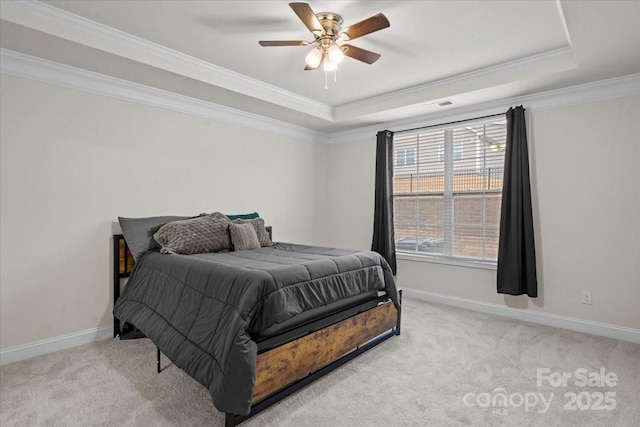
<box><xmin>334</xmin><ymin>69</ymin><xmax>337</xmax><ymax>84</ymax></box>
<box><xmin>325</xmin><ymin>70</ymin><xmax>328</xmax><ymax>90</ymax></box>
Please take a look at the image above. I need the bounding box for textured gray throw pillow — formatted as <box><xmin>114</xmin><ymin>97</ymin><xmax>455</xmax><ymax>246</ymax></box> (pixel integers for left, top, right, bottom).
<box><xmin>229</xmin><ymin>222</ymin><xmax>261</xmax><ymax>251</ymax></box>
<box><xmin>232</xmin><ymin>218</ymin><xmax>272</xmax><ymax>247</ymax></box>
<box><xmin>153</xmin><ymin>212</ymin><xmax>231</xmax><ymax>255</ymax></box>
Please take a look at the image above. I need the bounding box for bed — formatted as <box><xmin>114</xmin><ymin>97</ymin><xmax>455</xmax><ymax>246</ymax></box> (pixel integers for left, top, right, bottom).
<box><xmin>112</xmin><ymin>214</ymin><xmax>401</xmax><ymax>426</ymax></box>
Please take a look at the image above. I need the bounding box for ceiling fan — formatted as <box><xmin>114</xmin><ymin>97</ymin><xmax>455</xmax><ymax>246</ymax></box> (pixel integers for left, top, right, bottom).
<box><xmin>259</xmin><ymin>2</ymin><xmax>390</xmax><ymax>73</ymax></box>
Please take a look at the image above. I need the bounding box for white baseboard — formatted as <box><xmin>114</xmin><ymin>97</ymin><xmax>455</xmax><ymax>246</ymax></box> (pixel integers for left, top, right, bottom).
<box><xmin>2</xmin><ymin>289</ymin><xmax>637</xmax><ymax>366</ymax></box>
<box><xmin>402</xmin><ymin>288</ymin><xmax>640</xmax><ymax>344</ymax></box>
<box><xmin>0</xmin><ymin>325</ymin><xmax>113</xmax><ymax>366</ymax></box>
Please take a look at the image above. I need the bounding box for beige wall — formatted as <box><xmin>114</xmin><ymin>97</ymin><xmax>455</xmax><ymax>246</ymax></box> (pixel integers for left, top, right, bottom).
<box><xmin>0</xmin><ymin>75</ymin><xmax>328</xmax><ymax>348</ymax></box>
<box><xmin>326</xmin><ymin>95</ymin><xmax>640</xmax><ymax>330</ymax></box>
<box><xmin>1</xmin><ymin>73</ymin><xmax>638</xmax><ymax>351</ymax></box>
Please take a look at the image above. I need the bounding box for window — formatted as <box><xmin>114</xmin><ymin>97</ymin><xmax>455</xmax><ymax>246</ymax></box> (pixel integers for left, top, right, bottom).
<box><xmin>393</xmin><ymin>116</ymin><xmax>506</xmax><ymax>264</ymax></box>
<box><xmin>396</xmin><ymin>147</ymin><xmax>416</xmax><ymax>167</ymax></box>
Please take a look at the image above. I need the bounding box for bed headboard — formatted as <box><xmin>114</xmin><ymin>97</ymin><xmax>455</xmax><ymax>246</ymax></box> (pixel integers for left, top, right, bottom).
<box><xmin>113</xmin><ymin>225</ymin><xmax>273</xmax><ymax>276</ymax></box>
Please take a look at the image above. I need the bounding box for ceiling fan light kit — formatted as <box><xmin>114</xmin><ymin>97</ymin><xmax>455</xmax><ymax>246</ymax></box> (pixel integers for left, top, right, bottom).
<box><xmin>327</xmin><ymin>43</ymin><xmax>344</xmax><ymax>65</ymax></box>
<box><xmin>305</xmin><ymin>48</ymin><xmax>323</xmax><ymax>68</ymax></box>
<box><xmin>259</xmin><ymin>2</ymin><xmax>390</xmax><ymax>89</ymax></box>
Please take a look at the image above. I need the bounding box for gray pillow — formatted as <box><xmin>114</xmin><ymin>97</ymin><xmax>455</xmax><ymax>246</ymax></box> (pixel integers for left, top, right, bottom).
<box><xmin>232</xmin><ymin>218</ymin><xmax>272</xmax><ymax>247</ymax></box>
<box><xmin>118</xmin><ymin>215</ymin><xmax>189</xmax><ymax>262</ymax></box>
<box><xmin>153</xmin><ymin>212</ymin><xmax>232</xmax><ymax>255</ymax></box>
<box><xmin>229</xmin><ymin>222</ymin><xmax>261</xmax><ymax>251</ymax></box>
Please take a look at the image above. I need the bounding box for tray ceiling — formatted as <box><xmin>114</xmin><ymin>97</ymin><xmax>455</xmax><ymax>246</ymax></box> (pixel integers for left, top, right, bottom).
<box><xmin>1</xmin><ymin>1</ymin><xmax>639</xmax><ymax>133</ymax></box>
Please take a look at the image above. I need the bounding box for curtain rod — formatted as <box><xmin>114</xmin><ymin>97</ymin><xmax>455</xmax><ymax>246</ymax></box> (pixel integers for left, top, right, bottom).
<box><xmin>393</xmin><ymin>112</ymin><xmax>505</xmax><ymax>135</ymax></box>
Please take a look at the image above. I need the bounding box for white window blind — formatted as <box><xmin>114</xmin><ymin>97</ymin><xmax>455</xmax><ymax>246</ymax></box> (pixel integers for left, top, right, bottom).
<box><xmin>396</xmin><ymin>147</ymin><xmax>416</xmax><ymax>167</ymax></box>
<box><xmin>393</xmin><ymin>116</ymin><xmax>506</xmax><ymax>263</ymax></box>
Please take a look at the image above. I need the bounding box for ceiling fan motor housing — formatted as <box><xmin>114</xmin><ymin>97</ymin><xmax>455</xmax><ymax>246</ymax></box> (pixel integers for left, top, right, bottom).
<box><xmin>316</xmin><ymin>12</ymin><xmax>343</xmax><ymax>46</ymax></box>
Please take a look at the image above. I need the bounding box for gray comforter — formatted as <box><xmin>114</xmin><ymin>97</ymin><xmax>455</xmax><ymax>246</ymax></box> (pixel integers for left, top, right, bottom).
<box><xmin>113</xmin><ymin>243</ymin><xmax>399</xmax><ymax>415</ymax></box>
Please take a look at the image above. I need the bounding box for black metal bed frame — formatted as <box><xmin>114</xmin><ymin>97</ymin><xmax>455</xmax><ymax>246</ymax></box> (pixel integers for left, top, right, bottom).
<box><xmin>112</xmin><ymin>231</ymin><xmax>401</xmax><ymax>426</ymax></box>
<box><xmin>112</xmin><ymin>233</ymin><xmax>134</xmax><ymax>338</ymax></box>
<box><xmin>226</xmin><ymin>292</ymin><xmax>401</xmax><ymax>427</ymax></box>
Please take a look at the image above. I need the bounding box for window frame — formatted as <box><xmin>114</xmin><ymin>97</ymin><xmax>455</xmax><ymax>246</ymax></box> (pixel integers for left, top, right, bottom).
<box><xmin>437</xmin><ymin>141</ymin><xmax>463</xmax><ymax>163</ymax></box>
<box><xmin>392</xmin><ymin>115</ymin><xmax>506</xmax><ymax>270</ymax></box>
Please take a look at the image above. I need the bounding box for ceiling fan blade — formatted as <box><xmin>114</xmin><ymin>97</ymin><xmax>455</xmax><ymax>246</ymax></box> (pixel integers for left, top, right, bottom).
<box><xmin>259</xmin><ymin>40</ymin><xmax>309</xmax><ymax>47</ymax></box>
<box><xmin>289</xmin><ymin>2</ymin><xmax>324</xmax><ymax>36</ymax></box>
<box><xmin>340</xmin><ymin>13</ymin><xmax>390</xmax><ymax>41</ymax></box>
<box><xmin>342</xmin><ymin>44</ymin><xmax>381</xmax><ymax>64</ymax></box>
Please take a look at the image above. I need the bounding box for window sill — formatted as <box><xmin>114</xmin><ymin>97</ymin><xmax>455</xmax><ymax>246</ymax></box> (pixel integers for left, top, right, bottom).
<box><xmin>396</xmin><ymin>252</ymin><xmax>497</xmax><ymax>271</ymax></box>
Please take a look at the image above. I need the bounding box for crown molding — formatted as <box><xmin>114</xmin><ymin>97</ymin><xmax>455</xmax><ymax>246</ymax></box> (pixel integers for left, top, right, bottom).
<box><xmin>0</xmin><ymin>48</ymin><xmax>327</xmax><ymax>143</ymax></box>
<box><xmin>2</xmin><ymin>48</ymin><xmax>638</xmax><ymax>146</ymax></box>
<box><xmin>1</xmin><ymin>0</ymin><xmax>333</xmax><ymax>121</ymax></box>
<box><xmin>326</xmin><ymin>73</ymin><xmax>640</xmax><ymax>144</ymax></box>
<box><xmin>555</xmin><ymin>0</ymin><xmax>574</xmax><ymax>48</ymax></box>
<box><xmin>333</xmin><ymin>46</ymin><xmax>577</xmax><ymax>121</ymax></box>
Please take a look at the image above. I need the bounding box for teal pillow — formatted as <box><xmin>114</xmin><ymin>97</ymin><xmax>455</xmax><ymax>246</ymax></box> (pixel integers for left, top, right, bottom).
<box><xmin>226</xmin><ymin>212</ymin><xmax>259</xmax><ymax>220</ymax></box>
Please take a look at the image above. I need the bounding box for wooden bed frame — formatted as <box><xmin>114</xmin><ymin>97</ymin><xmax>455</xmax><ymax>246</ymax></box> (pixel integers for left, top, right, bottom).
<box><xmin>112</xmin><ymin>230</ymin><xmax>401</xmax><ymax>426</ymax></box>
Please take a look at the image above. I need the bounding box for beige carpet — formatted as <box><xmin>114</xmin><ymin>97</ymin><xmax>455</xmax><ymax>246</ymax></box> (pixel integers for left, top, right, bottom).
<box><xmin>1</xmin><ymin>298</ymin><xmax>639</xmax><ymax>426</ymax></box>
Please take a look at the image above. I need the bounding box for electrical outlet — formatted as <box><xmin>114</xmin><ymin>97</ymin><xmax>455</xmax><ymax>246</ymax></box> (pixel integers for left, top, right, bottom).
<box><xmin>581</xmin><ymin>291</ymin><xmax>592</xmax><ymax>305</ymax></box>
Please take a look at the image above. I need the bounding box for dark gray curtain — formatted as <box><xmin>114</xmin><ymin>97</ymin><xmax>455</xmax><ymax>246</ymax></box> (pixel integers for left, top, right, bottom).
<box><xmin>497</xmin><ymin>106</ymin><xmax>537</xmax><ymax>297</ymax></box>
<box><xmin>372</xmin><ymin>130</ymin><xmax>397</xmax><ymax>274</ymax></box>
